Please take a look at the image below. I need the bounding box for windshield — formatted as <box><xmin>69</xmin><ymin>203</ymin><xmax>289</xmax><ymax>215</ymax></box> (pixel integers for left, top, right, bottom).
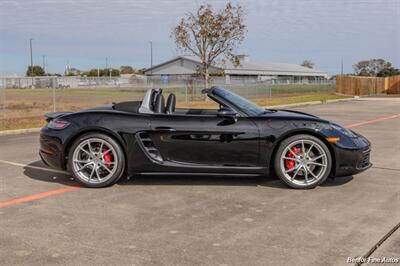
<box><xmin>212</xmin><ymin>87</ymin><xmax>266</xmax><ymax>116</ymax></box>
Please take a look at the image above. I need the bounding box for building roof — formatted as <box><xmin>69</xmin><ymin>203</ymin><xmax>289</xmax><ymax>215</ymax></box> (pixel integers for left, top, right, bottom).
<box><xmin>144</xmin><ymin>55</ymin><xmax>327</xmax><ymax>77</ymax></box>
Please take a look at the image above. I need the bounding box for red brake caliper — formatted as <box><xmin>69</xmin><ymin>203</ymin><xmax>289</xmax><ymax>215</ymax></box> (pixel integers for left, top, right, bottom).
<box><xmin>102</xmin><ymin>148</ymin><xmax>113</xmax><ymax>168</ymax></box>
<box><xmin>285</xmin><ymin>146</ymin><xmax>298</xmax><ymax>171</ymax></box>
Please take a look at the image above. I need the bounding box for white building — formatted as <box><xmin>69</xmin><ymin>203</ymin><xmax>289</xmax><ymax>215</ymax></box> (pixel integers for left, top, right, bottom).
<box><xmin>144</xmin><ymin>55</ymin><xmax>328</xmax><ymax>83</ymax></box>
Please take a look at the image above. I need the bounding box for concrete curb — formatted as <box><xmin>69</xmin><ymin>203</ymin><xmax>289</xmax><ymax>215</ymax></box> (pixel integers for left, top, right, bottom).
<box><xmin>0</xmin><ymin>97</ymin><xmax>356</xmax><ymax>137</ymax></box>
<box><xmin>326</xmin><ymin>98</ymin><xmax>355</xmax><ymax>103</ymax></box>
<box><xmin>357</xmin><ymin>97</ymin><xmax>400</xmax><ymax>101</ymax></box>
<box><xmin>0</xmin><ymin>128</ymin><xmax>41</xmax><ymax>136</ymax></box>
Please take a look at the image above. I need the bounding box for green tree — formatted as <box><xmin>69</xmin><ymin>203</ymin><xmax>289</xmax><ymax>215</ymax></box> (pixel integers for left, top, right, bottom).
<box><xmin>104</xmin><ymin>68</ymin><xmax>120</xmax><ymax>77</ymax></box>
<box><xmin>172</xmin><ymin>2</ymin><xmax>246</xmax><ymax>88</ymax></box>
<box><xmin>81</xmin><ymin>68</ymin><xmax>120</xmax><ymax>77</ymax></box>
<box><xmin>120</xmin><ymin>65</ymin><xmax>135</xmax><ymax>74</ymax></box>
<box><xmin>47</xmin><ymin>73</ymin><xmax>62</xmax><ymax>77</ymax></box>
<box><xmin>353</xmin><ymin>59</ymin><xmax>395</xmax><ymax>76</ymax></box>
<box><xmin>377</xmin><ymin>63</ymin><xmax>400</xmax><ymax>77</ymax></box>
<box><xmin>81</xmin><ymin>69</ymin><xmax>102</xmax><ymax>77</ymax></box>
<box><xmin>26</xmin><ymin>65</ymin><xmax>45</xmax><ymax>76</ymax></box>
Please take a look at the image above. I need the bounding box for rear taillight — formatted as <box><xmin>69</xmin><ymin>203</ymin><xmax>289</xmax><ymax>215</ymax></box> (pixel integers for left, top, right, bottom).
<box><xmin>40</xmin><ymin>148</ymin><xmax>54</xmax><ymax>155</ymax></box>
<box><xmin>47</xmin><ymin>119</ymin><xmax>70</xmax><ymax>130</ymax></box>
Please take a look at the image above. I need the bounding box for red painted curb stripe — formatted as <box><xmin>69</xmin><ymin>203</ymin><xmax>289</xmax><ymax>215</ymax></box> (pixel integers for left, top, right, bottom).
<box><xmin>0</xmin><ymin>186</ymin><xmax>81</xmax><ymax>209</ymax></box>
<box><xmin>346</xmin><ymin>114</ymin><xmax>400</xmax><ymax>128</ymax></box>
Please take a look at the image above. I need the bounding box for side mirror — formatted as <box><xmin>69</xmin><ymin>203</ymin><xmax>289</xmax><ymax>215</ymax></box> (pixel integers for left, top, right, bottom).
<box><xmin>217</xmin><ymin>107</ymin><xmax>238</xmax><ymax>122</ymax></box>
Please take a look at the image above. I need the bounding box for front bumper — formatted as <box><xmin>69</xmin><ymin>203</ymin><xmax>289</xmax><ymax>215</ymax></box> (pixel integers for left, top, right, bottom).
<box><xmin>333</xmin><ymin>136</ymin><xmax>372</xmax><ymax>177</ymax></box>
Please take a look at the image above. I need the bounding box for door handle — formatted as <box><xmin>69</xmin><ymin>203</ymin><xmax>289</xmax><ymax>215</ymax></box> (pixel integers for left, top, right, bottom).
<box><xmin>155</xmin><ymin>127</ymin><xmax>176</xmax><ymax>132</ymax></box>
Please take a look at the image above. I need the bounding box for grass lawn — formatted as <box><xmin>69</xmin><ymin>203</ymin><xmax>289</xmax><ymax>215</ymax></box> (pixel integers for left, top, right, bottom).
<box><xmin>0</xmin><ymin>86</ymin><xmax>348</xmax><ymax>131</ymax></box>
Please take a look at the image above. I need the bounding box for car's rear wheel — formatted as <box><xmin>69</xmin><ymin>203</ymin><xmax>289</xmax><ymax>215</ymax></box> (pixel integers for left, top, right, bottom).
<box><xmin>274</xmin><ymin>134</ymin><xmax>332</xmax><ymax>189</ymax></box>
<box><xmin>68</xmin><ymin>133</ymin><xmax>125</xmax><ymax>188</ymax></box>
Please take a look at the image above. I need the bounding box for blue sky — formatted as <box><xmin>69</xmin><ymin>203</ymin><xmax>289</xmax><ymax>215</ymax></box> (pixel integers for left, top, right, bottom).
<box><xmin>0</xmin><ymin>0</ymin><xmax>399</xmax><ymax>75</ymax></box>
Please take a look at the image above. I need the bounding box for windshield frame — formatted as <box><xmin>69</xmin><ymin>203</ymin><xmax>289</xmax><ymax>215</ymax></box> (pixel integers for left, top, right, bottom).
<box><xmin>207</xmin><ymin>87</ymin><xmax>267</xmax><ymax>116</ymax></box>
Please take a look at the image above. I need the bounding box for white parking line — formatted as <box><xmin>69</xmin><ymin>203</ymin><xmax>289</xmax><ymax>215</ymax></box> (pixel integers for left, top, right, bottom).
<box><xmin>0</xmin><ymin>159</ymin><xmax>69</xmax><ymax>175</ymax></box>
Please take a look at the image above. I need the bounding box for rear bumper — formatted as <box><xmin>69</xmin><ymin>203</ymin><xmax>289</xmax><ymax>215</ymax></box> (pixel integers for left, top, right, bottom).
<box><xmin>39</xmin><ymin>129</ymin><xmax>66</xmax><ymax>170</ymax></box>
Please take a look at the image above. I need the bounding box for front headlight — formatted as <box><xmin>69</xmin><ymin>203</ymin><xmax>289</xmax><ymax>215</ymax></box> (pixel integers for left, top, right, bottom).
<box><xmin>330</xmin><ymin>123</ymin><xmax>356</xmax><ymax>137</ymax></box>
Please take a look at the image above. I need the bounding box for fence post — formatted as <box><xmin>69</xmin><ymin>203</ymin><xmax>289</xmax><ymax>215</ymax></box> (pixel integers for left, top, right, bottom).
<box><xmin>269</xmin><ymin>84</ymin><xmax>272</xmax><ymax>98</ymax></box>
<box><xmin>384</xmin><ymin>77</ymin><xmax>389</xmax><ymax>93</ymax></box>
<box><xmin>1</xmin><ymin>85</ymin><xmax>5</xmax><ymax>120</ymax></box>
<box><xmin>256</xmin><ymin>86</ymin><xmax>258</xmax><ymax>99</ymax></box>
<box><xmin>53</xmin><ymin>86</ymin><xmax>56</xmax><ymax>112</ymax></box>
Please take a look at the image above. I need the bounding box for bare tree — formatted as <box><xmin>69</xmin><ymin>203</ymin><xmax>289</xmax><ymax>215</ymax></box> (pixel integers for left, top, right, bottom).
<box><xmin>301</xmin><ymin>60</ymin><xmax>314</xmax><ymax>69</ymax></box>
<box><xmin>172</xmin><ymin>2</ymin><xmax>246</xmax><ymax>88</ymax></box>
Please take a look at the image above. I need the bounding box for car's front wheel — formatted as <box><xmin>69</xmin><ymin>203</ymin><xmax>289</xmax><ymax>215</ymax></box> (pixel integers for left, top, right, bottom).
<box><xmin>274</xmin><ymin>134</ymin><xmax>332</xmax><ymax>189</ymax></box>
<box><xmin>68</xmin><ymin>133</ymin><xmax>125</xmax><ymax>188</ymax></box>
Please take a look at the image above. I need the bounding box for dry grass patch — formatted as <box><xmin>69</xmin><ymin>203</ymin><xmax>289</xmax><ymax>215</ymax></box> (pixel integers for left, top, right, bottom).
<box><xmin>1</xmin><ymin>87</ymin><xmax>349</xmax><ymax>131</ymax></box>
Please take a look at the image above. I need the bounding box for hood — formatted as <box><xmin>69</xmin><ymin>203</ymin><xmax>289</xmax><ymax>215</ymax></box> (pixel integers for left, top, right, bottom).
<box><xmin>274</xmin><ymin>109</ymin><xmax>319</xmax><ymax>118</ymax></box>
<box><xmin>262</xmin><ymin>109</ymin><xmax>326</xmax><ymax>121</ymax></box>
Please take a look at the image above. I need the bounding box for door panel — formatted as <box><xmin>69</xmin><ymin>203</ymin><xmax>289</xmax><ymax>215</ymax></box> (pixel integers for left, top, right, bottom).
<box><xmin>149</xmin><ymin>115</ymin><xmax>260</xmax><ymax>167</ymax></box>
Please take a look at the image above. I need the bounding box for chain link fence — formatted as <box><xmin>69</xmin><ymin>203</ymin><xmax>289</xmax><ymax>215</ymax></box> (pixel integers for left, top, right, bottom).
<box><xmin>0</xmin><ymin>76</ymin><xmax>335</xmax><ymax>131</ymax></box>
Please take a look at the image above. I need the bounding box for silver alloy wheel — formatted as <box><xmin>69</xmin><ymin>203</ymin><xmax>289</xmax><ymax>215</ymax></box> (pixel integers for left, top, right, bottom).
<box><xmin>72</xmin><ymin>138</ymin><xmax>118</xmax><ymax>184</ymax></box>
<box><xmin>280</xmin><ymin>139</ymin><xmax>328</xmax><ymax>187</ymax></box>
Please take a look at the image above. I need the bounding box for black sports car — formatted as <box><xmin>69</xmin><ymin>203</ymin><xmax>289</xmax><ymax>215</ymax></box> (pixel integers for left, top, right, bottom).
<box><xmin>40</xmin><ymin>87</ymin><xmax>371</xmax><ymax>188</ymax></box>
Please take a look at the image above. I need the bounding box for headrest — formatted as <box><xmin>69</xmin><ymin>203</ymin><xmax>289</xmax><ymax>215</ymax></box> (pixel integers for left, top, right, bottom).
<box><xmin>166</xmin><ymin>93</ymin><xmax>176</xmax><ymax>114</ymax></box>
<box><xmin>154</xmin><ymin>93</ymin><xmax>165</xmax><ymax>113</ymax></box>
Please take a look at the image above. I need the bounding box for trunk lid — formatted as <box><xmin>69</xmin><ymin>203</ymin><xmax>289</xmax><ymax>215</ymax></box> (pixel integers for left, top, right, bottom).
<box><xmin>44</xmin><ymin>112</ymin><xmax>73</xmax><ymax>122</ymax></box>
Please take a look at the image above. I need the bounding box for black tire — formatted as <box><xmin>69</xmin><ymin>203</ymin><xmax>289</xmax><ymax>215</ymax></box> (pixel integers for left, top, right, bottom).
<box><xmin>274</xmin><ymin>134</ymin><xmax>332</xmax><ymax>189</ymax></box>
<box><xmin>68</xmin><ymin>133</ymin><xmax>125</xmax><ymax>188</ymax></box>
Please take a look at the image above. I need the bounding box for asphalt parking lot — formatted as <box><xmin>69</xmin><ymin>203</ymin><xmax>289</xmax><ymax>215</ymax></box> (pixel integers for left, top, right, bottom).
<box><xmin>1</xmin><ymin>98</ymin><xmax>399</xmax><ymax>266</ymax></box>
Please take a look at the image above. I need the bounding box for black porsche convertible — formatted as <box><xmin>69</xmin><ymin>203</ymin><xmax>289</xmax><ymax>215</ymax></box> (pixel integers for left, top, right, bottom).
<box><xmin>40</xmin><ymin>87</ymin><xmax>371</xmax><ymax>188</ymax></box>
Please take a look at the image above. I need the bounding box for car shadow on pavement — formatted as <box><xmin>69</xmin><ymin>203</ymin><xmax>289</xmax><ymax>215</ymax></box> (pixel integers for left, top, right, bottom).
<box><xmin>118</xmin><ymin>175</ymin><xmax>353</xmax><ymax>189</ymax></box>
<box><xmin>117</xmin><ymin>175</ymin><xmax>289</xmax><ymax>188</ymax></box>
<box><xmin>23</xmin><ymin>160</ymin><xmax>354</xmax><ymax>189</ymax></box>
<box><xmin>321</xmin><ymin>176</ymin><xmax>353</xmax><ymax>187</ymax></box>
<box><xmin>23</xmin><ymin>161</ymin><xmax>78</xmax><ymax>187</ymax></box>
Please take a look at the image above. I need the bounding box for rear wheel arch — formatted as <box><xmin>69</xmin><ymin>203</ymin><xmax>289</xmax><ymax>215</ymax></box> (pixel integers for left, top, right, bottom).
<box><xmin>67</xmin><ymin>132</ymin><xmax>126</xmax><ymax>187</ymax></box>
<box><xmin>64</xmin><ymin>128</ymin><xmax>127</xmax><ymax>170</ymax></box>
<box><xmin>269</xmin><ymin>129</ymin><xmax>336</xmax><ymax>176</ymax></box>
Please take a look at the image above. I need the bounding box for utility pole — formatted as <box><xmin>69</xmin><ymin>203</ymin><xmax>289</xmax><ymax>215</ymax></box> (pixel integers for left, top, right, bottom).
<box><xmin>341</xmin><ymin>59</ymin><xmax>344</xmax><ymax>75</ymax></box>
<box><xmin>105</xmin><ymin>57</ymin><xmax>108</xmax><ymax>69</ymax></box>
<box><xmin>149</xmin><ymin>41</ymin><xmax>153</xmax><ymax>75</ymax></box>
<box><xmin>42</xmin><ymin>55</ymin><xmax>46</xmax><ymax>74</ymax></box>
<box><xmin>108</xmin><ymin>58</ymin><xmax>111</xmax><ymax>81</ymax></box>
<box><xmin>66</xmin><ymin>60</ymin><xmax>70</xmax><ymax>75</ymax></box>
<box><xmin>29</xmin><ymin>38</ymin><xmax>34</xmax><ymax>87</ymax></box>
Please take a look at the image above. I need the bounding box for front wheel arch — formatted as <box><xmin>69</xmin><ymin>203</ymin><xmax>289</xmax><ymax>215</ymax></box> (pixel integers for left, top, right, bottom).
<box><xmin>269</xmin><ymin>130</ymin><xmax>336</xmax><ymax>177</ymax></box>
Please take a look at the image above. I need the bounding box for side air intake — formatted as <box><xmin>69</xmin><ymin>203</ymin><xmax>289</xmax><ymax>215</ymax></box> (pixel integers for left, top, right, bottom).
<box><xmin>137</xmin><ymin>132</ymin><xmax>163</xmax><ymax>162</ymax></box>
